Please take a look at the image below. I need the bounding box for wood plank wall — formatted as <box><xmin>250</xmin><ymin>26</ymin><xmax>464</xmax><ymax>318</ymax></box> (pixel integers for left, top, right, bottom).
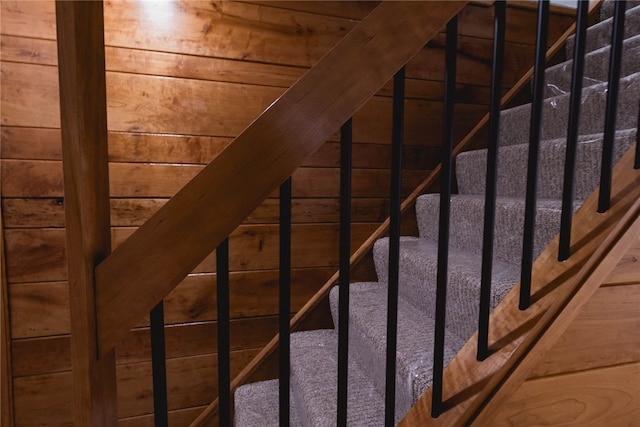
<box><xmin>491</xmin><ymin>235</ymin><xmax>640</xmax><ymax>425</ymax></box>
<box><xmin>0</xmin><ymin>1</ymin><xmax>574</xmax><ymax>425</ymax></box>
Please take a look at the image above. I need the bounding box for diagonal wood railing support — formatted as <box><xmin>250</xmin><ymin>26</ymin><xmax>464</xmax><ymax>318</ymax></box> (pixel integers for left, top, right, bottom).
<box><xmin>94</xmin><ymin>0</ymin><xmax>468</xmax><ymax>356</ymax></box>
<box><xmin>55</xmin><ymin>1</ymin><xmax>118</xmax><ymax>424</ymax></box>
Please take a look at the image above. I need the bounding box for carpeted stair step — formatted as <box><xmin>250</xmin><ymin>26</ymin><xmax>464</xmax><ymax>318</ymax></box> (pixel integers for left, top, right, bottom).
<box><xmin>600</xmin><ymin>0</ymin><xmax>640</xmax><ymax>21</ymax></box>
<box><xmin>329</xmin><ymin>282</ymin><xmax>465</xmax><ymax>422</ymax></box>
<box><xmin>497</xmin><ymin>71</ymin><xmax>640</xmax><ymax>148</ymax></box>
<box><xmin>545</xmin><ymin>34</ymin><xmax>640</xmax><ymax>98</ymax></box>
<box><xmin>373</xmin><ymin>237</ymin><xmax>519</xmax><ymax>342</ymax></box>
<box><xmin>289</xmin><ymin>330</ymin><xmax>385</xmax><ymax>427</ymax></box>
<box><xmin>416</xmin><ymin>194</ymin><xmax>565</xmax><ymax>267</ymax></box>
<box><xmin>566</xmin><ymin>4</ymin><xmax>640</xmax><ymax>58</ymax></box>
<box><xmin>456</xmin><ymin>128</ymin><xmax>637</xmax><ymax>199</ymax></box>
<box><xmin>234</xmin><ymin>379</ymin><xmax>301</xmax><ymax>427</ymax></box>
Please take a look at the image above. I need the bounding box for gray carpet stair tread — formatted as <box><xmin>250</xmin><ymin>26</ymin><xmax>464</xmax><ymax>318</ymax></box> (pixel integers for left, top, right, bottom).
<box><xmin>373</xmin><ymin>237</ymin><xmax>519</xmax><ymax>342</ymax></box>
<box><xmin>416</xmin><ymin>194</ymin><xmax>565</xmax><ymax>267</ymax></box>
<box><xmin>456</xmin><ymin>129</ymin><xmax>637</xmax><ymax>200</ymax></box>
<box><xmin>545</xmin><ymin>34</ymin><xmax>640</xmax><ymax>98</ymax></box>
<box><xmin>234</xmin><ymin>379</ymin><xmax>301</xmax><ymax>427</ymax></box>
<box><xmin>290</xmin><ymin>330</ymin><xmax>385</xmax><ymax>427</ymax></box>
<box><xmin>497</xmin><ymin>71</ymin><xmax>640</xmax><ymax>148</ymax></box>
<box><xmin>567</xmin><ymin>4</ymin><xmax>640</xmax><ymax>58</ymax></box>
<box><xmin>600</xmin><ymin>0</ymin><xmax>640</xmax><ymax>21</ymax></box>
<box><xmin>329</xmin><ymin>282</ymin><xmax>466</xmax><ymax>421</ymax></box>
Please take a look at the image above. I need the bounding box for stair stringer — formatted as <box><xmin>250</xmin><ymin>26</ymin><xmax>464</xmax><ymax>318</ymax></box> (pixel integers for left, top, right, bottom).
<box><xmin>400</xmin><ymin>146</ymin><xmax>640</xmax><ymax>426</ymax></box>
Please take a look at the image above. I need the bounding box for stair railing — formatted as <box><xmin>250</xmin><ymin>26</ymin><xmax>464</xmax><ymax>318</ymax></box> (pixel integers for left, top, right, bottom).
<box><xmin>141</xmin><ymin>0</ymin><xmax>640</xmax><ymax>425</ymax></box>
<box><xmin>56</xmin><ymin>1</ymin><xmax>468</xmax><ymax>425</ymax></box>
<box><xmin>57</xmin><ymin>0</ymin><xmax>640</xmax><ymax>425</ymax></box>
<box><xmin>189</xmin><ymin>0</ymin><xmax>640</xmax><ymax>425</ymax></box>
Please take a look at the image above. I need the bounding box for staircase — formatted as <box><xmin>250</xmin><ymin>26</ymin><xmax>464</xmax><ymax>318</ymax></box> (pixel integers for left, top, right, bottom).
<box><xmin>234</xmin><ymin>3</ymin><xmax>640</xmax><ymax>426</ymax></box>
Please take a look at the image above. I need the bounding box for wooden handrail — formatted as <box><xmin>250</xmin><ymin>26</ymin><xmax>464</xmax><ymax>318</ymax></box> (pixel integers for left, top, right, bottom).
<box><xmin>94</xmin><ymin>0</ymin><xmax>469</xmax><ymax>355</ymax></box>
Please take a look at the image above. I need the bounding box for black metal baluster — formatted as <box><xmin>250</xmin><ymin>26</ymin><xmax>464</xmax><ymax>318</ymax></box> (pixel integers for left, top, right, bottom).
<box><xmin>431</xmin><ymin>15</ymin><xmax>457</xmax><ymax>418</ymax></box>
<box><xmin>279</xmin><ymin>178</ymin><xmax>292</xmax><ymax>427</ymax></box>
<box><xmin>520</xmin><ymin>0</ymin><xmax>550</xmax><ymax>311</ymax></box>
<box><xmin>217</xmin><ymin>239</ymin><xmax>231</xmax><ymax>427</ymax></box>
<box><xmin>478</xmin><ymin>0</ymin><xmax>506</xmax><ymax>361</ymax></box>
<box><xmin>598</xmin><ymin>0</ymin><xmax>627</xmax><ymax>213</ymax></box>
<box><xmin>559</xmin><ymin>1</ymin><xmax>589</xmax><ymax>261</ymax></box>
<box><xmin>150</xmin><ymin>301</ymin><xmax>168</xmax><ymax>427</ymax></box>
<box><xmin>384</xmin><ymin>66</ymin><xmax>405</xmax><ymax>427</ymax></box>
<box><xmin>337</xmin><ymin>119</ymin><xmax>352</xmax><ymax>426</ymax></box>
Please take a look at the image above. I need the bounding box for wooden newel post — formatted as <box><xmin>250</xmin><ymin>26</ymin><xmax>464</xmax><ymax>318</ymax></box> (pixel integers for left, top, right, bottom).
<box><xmin>55</xmin><ymin>1</ymin><xmax>118</xmax><ymax>425</ymax></box>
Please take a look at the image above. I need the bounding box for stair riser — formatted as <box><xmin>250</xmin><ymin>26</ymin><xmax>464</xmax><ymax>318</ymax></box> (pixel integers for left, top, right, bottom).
<box><xmin>416</xmin><ymin>195</ymin><xmax>563</xmax><ymax>267</ymax></box>
<box><xmin>374</xmin><ymin>238</ymin><xmax>518</xmax><ymax>342</ymax></box>
<box><xmin>567</xmin><ymin>4</ymin><xmax>640</xmax><ymax>58</ymax></box>
<box><xmin>329</xmin><ymin>283</ymin><xmax>465</xmax><ymax>421</ymax></box>
<box><xmin>498</xmin><ymin>72</ymin><xmax>640</xmax><ymax>148</ymax></box>
<box><xmin>600</xmin><ymin>0</ymin><xmax>640</xmax><ymax>21</ymax></box>
<box><xmin>545</xmin><ymin>35</ymin><xmax>640</xmax><ymax>98</ymax></box>
<box><xmin>456</xmin><ymin>130</ymin><xmax>637</xmax><ymax>199</ymax></box>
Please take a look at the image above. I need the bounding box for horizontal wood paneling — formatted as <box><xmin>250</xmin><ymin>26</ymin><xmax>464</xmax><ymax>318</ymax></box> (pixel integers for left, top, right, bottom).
<box><xmin>4</xmin><ymin>222</ymin><xmax>406</xmax><ymax>283</ymax></box>
<box><xmin>1</xmin><ymin>159</ymin><xmax>430</xmax><ymax>199</ymax></box>
<box><xmin>9</xmin><ymin>268</ymin><xmax>333</xmax><ymax>339</ymax></box>
<box><xmin>2</xmin><ymin>197</ymin><xmax>393</xmax><ymax>228</ymax></box>
<box><xmin>1</xmin><ymin>126</ymin><xmax>438</xmax><ymax>169</ymax></box>
<box><xmin>11</xmin><ymin>315</ymin><xmax>279</xmax><ymax>377</ymax></box>
<box><xmin>492</xmin><ymin>363</ymin><xmax>640</xmax><ymax>426</ymax></box>
<box><xmin>12</xmin><ymin>349</ymin><xmax>259</xmax><ymax>426</ymax></box>
<box><xmin>1</xmin><ymin>61</ymin><xmax>486</xmax><ymax>143</ymax></box>
<box><xmin>0</xmin><ymin>34</ymin><xmax>493</xmax><ymax>104</ymax></box>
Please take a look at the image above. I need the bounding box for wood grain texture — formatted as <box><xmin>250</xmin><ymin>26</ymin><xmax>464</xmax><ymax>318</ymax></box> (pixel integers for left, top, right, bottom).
<box><xmin>1</xmin><ymin>197</ymin><xmax>393</xmax><ymax>228</ymax></box>
<box><xmin>9</xmin><ymin>268</ymin><xmax>332</xmax><ymax>340</ymax></box>
<box><xmin>93</xmin><ymin>0</ymin><xmax>468</xmax><ymax>355</ymax></box>
<box><xmin>530</xmin><ymin>283</ymin><xmax>640</xmax><ymax>378</ymax></box>
<box><xmin>0</xmin><ymin>33</ymin><xmax>494</xmax><ymax>105</ymax></box>
<box><xmin>11</xmin><ymin>349</ymin><xmax>259</xmax><ymax>426</ymax></box>
<box><xmin>491</xmin><ymin>363</ymin><xmax>640</xmax><ymax>426</ymax></box>
<box><xmin>1</xmin><ymin>126</ymin><xmax>438</xmax><ymax>170</ymax></box>
<box><xmin>11</xmin><ymin>316</ymin><xmax>278</xmax><ymax>377</ymax></box>
<box><xmin>4</xmin><ymin>223</ymin><xmax>383</xmax><ymax>283</ymax></box>
<box><xmin>55</xmin><ymin>1</ymin><xmax>117</xmax><ymax>424</ymax></box>
<box><xmin>1</xmin><ymin>195</ymin><xmax>14</xmax><ymax>427</ymax></box>
<box><xmin>400</xmin><ymin>144</ymin><xmax>639</xmax><ymax>426</ymax></box>
<box><xmin>603</xmin><ymin>235</ymin><xmax>640</xmax><ymax>285</ymax></box>
<box><xmin>0</xmin><ymin>61</ymin><xmax>486</xmax><ymax>144</ymax></box>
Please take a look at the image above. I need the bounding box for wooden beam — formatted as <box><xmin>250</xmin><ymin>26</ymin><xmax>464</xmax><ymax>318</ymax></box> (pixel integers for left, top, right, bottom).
<box><xmin>55</xmin><ymin>1</ymin><xmax>117</xmax><ymax>425</ymax></box>
<box><xmin>1</xmin><ymin>195</ymin><xmax>14</xmax><ymax>427</ymax></box>
<box><xmin>94</xmin><ymin>0</ymin><xmax>469</xmax><ymax>356</ymax></box>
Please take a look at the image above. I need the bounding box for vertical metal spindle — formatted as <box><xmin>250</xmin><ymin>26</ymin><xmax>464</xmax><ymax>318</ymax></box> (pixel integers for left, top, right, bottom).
<box><xmin>520</xmin><ymin>0</ymin><xmax>550</xmax><ymax>311</ymax></box>
<box><xmin>559</xmin><ymin>1</ymin><xmax>589</xmax><ymax>261</ymax></box>
<box><xmin>279</xmin><ymin>178</ymin><xmax>292</xmax><ymax>427</ymax></box>
<box><xmin>384</xmin><ymin>66</ymin><xmax>405</xmax><ymax>427</ymax></box>
<box><xmin>150</xmin><ymin>301</ymin><xmax>168</xmax><ymax>427</ymax></box>
<box><xmin>337</xmin><ymin>119</ymin><xmax>352</xmax><ymax>426</ymax></box>
<box><xmin>477</xmin><ymin>0</ymin><xmax>506</xmax><ymax>362</ymax></box>
<box><xmin>432</xmin><ymin>15</ymin><xmax>457</xmax><ymax>418</ymax></box>
<box><xmin>598</xmin><ymin>0</ymin><xmax>626</xmax><ymax>213</ymax></box>
<box><xmin>216</xmin><ymin>239</ymin><xmax>231</xmax><ymax>427</ymax></box>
